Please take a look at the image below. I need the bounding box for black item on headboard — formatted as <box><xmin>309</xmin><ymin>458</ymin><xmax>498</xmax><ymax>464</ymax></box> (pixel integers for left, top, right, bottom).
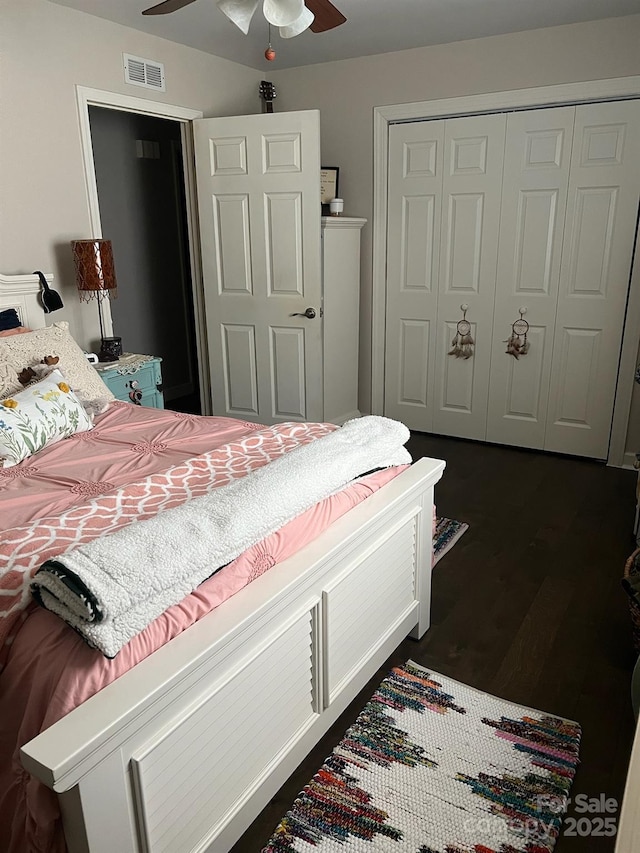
<box><xmin>34</xmin><ymin>270</ymin><xmax>63</xmax><ymax>313</ymax></box>
<box><xmin>0</xmin><ymin>307</ymin><xmax>21</xmax><ymax>331</ymax></box>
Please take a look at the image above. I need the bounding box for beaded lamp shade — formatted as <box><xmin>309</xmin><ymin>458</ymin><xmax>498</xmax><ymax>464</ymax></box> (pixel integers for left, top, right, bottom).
<box><xmin>71</xmin><ymin>239</ymin><xmax>118</xmax><ymax>303</ymax></box>
<box><xmin>71</xmin><ymin>239</ymin><xmax>121</xmax><ymax>362</ymax></box>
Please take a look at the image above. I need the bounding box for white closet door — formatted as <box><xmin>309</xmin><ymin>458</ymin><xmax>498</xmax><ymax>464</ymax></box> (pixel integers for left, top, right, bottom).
<box><xmin>384</xmin><ymin>120</ymin><xmax>444</xmax><ymax>431</ymax></box>
<box><xmin>432</xmin><ymin>113</ymin><xmax>506</xmax><ymax>440</ymax></box>
<box><xmin>487</xmin><ymin>107</ymin><xmax>575</xmax><ymax>448</ymax></box>
<box><xmin>383</xmin><ymin>100</ymin><xmax>640</xmax><ymax>458</ymax></box>
<box><xmin>384</xmin><ymin>115</ymin><xmax>505</xmax><ymax>436</ymax></box>
<box><xmin>545</xmin><ymin>101</ymin><xmax>640</xmax><ymax>458</ymax></box>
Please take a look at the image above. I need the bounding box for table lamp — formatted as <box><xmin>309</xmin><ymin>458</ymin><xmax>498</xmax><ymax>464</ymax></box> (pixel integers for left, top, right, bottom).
<box><xmin>71</xmin><ymin>239</ymin><xmax>121</xmax><ymax>362</ymax></box>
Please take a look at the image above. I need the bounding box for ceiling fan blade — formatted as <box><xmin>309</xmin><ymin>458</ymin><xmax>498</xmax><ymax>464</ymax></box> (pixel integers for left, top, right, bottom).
<box><xmin>142</xmin><ymin>0</ymin><xmax>198</xmax><ymax>15</ymax></box>
<box><xmin>305</xmin><ymin>0</ymin><xmax>346</xmax><ymax>32</ymax></box>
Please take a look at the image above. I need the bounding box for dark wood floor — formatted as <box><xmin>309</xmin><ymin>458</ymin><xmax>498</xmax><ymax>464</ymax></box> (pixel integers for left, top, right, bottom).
<box><xmin>165</xmin><ymin>389</ymin><xmax>202</xmax><ymax>415</ymax></box>
<box><xmin>232</xmin><ymin>433</ymin><xmax>639</xmax><ymax>852</ymax></box>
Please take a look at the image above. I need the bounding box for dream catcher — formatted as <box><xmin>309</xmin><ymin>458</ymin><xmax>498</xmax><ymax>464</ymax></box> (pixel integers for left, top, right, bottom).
<box><xmin>448</xmin><ymin>304</ymin><xmax>474</xmax><ymax>359</ymax></box>
<box><xmin>505</xmin><ymin>308</ymin><xmax>530</xmax><ymax>359</ymax></box>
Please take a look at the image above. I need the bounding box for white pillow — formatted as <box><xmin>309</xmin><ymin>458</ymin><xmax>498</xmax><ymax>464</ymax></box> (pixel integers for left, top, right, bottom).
<box><xmin>0</xmin><ymin>369</ymin><xmax>94</xmax><ymax>468</ymax></box>
<box><xmin>0</xmin><ymin>322</ymin><xmax>114</xmax><ymax>414</ymax></box>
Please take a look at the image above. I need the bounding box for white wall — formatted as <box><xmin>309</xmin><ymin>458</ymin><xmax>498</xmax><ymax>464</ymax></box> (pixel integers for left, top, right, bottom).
<box><xmin>0</xmin><ymin>0</ymin><xmax>260</xmax><ymax>347</ymax></box>
<box><xmin>272</xmin><ymin>15</ymin><xmax>640</xmax><ymax>449</ymax></box>
<box><xmin>2</xmin><ymin>3</ymin><xmax>640</xmax><ymax>452</ymax></box>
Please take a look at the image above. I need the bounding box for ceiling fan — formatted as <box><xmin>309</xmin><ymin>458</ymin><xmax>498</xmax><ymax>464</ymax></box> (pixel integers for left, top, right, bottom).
<box><xmin>142</xmin><ymin>0</ymin><xmax>347</xmax><ymax>37</ymax></box>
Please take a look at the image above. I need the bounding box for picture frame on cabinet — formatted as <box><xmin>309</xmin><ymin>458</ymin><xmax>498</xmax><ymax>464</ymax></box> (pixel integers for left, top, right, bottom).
<box><xmin>320</xmin><ymin>166</ymin><xmax>339</xmax><ymax>215</ymax></box>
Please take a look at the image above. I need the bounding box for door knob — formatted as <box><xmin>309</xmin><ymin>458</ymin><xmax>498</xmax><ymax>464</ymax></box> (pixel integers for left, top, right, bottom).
<box><xmin>291</xmin><ymin>307</ymin><xmax>317</xmax><ymax>319</ymax></box>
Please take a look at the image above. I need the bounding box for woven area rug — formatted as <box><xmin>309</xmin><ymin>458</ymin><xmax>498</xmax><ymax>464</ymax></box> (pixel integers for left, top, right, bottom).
<box><xmin>263</xmin><ymin>661</ymin><xmax>580</xmax><ymax>853</ymax></box>
<box><xmin>433</xmin><ymin>517</ymin><xmax>468</xmax><ymax>565</ymax></box>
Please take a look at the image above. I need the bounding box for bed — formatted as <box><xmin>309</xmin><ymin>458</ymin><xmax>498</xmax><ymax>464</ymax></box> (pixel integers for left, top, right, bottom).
<box><xmin>0</xmin><ymin>272</ymin><xmax>445</xmax><ymax>853</ymax></box>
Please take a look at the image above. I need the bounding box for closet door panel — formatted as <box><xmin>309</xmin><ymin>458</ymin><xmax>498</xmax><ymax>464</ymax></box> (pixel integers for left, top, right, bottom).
<box><xmin>546</xmin><ymin>101</ymin><xmax>640</xmax><ymax>458</ymax></box>
<box><xmin>500</xmin><ymin>325</ymin><xmax>548</xmax><ymax>422</ymax></box>
<box><xmin>487</xmin><ymin>107</ymin><xmax>575</xmax><ymax>449</ymax></box>
<box><xmin>433</xmin><ymin>114</ymin><xmax>506</xmax><ymax>440</ymax></box>
<box><xmin>439</xmin><ymin>318</ymin><xmax>477</xmax><ymax>413</ymax></box>
<box><xmin>552</xmin><ymin>327</ymin><xmax>601</xmax><ymax>426</ymax></box>
<box><xmin>384</xmin><ymin>121</ymin><xmax>444</xmax><ymax>431</ymax></box>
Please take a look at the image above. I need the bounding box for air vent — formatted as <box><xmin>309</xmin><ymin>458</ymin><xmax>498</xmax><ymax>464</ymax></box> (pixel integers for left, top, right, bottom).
<box><xmin>123</xmin><ymin>54</ymin><xmax>165</xmax><ymax>92</ymax></box>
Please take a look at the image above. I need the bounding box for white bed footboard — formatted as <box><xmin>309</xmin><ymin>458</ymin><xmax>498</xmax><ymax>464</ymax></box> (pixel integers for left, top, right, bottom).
<box><xmin>21</xmin><ymin>456</ymin><xmax>445</xmax><ymax>853</ymax></box>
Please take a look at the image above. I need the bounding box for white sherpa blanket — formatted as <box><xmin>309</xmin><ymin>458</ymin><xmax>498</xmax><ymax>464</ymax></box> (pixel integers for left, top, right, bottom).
<box><xmin>31</xmin><ymin>416</ymin><xmax>411</xmax><ymax>657</ymax></box>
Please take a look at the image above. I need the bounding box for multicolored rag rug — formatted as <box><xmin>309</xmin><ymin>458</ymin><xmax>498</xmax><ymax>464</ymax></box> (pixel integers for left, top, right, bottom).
<box><xmin>262</xmin><ymin>661</ymin><xmax>580</xmax><ymax>853</ymax></box>
<box><xmin>433</xmin><ymin>517</ymin><xmax>468</xmax><ymax>565</ymax></box>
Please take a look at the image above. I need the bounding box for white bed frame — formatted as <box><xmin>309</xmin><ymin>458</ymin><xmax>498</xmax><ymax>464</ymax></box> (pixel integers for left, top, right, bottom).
<box><xmin>0</xmin><ymin>271</ymin><xmax>50</xmax><ymax>329</ymax></box>
<box><xmin>2</xmin><ymin>274</ymin><xmax>446</xmax><ymax>853</ymax></box>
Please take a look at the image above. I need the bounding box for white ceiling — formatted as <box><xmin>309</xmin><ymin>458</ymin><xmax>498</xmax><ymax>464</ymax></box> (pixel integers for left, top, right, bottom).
<box><xmin>48</xmin><ymin>0</ymin><xmax>640</xmax><ymax>71</ymax></box>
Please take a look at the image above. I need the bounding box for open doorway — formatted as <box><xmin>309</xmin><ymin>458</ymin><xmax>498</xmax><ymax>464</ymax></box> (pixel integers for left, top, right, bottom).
<box><xmin>88</xmin><ymin>106</ymin><xmax>201</xmax><ymax>414</ymax></box>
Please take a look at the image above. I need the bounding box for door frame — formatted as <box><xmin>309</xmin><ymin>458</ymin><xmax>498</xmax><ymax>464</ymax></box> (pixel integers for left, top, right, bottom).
<box><xmin>75</xmin><ymin>86</ymin><xmax>210</xmax><ymax>413</ymax></box>
<box><xmin>371</xmin><ymin>75</ymin><xmax>640</xmax><ymax>466</ymax></box>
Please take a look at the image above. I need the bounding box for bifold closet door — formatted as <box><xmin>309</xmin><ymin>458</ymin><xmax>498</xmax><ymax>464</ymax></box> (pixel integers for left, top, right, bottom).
<box><xmin>384</xmin><ymin>120</ymin><xmax>444</xmax><ymax>432</ymax></box>
<box><xmin>488</xmin><ymin>100</ymin><xmax>640</xmax><ymax>457</ymax></box>
<box><xmin>384</xmin><ymin>114</ymin><xmax>506</xmax><ymax>438</ymax></box>
<box><xmin>544</xmin><ymin>100</ymin><xmax>640</xmax><ymax>459</ymax></box>
<box><xmin>486</xmin><ymin>107</ymin><xmax>575</xmax><ymax>449</ymax></box>
<box><xmin>431</xmin><ymin>114</ymin><xmax>505</xmax><ymax>440</ymax></box>
<box><xmin>384</xmin><ymin>100</ymin><xmax>640</xmax><ymax>458</ymax></box>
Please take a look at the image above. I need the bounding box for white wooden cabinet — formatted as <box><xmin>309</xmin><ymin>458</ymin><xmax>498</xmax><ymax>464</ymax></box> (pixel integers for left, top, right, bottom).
<box><xmin>322</xmin><ymin>216</ymin><xmax>366</xmax><ymax>423</ymax></box>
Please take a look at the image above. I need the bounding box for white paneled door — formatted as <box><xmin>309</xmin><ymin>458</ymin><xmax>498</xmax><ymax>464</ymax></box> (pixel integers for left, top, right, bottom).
<box><xmin>545</xmin><ymin>102</ymin><xmax>640</xmax><ymax>457</ymax></box>
<box><xmin>193</xmin><ymin>110</ymin><xmax>322</xmax><ymax>424</ymax></box>
<box><xmin>433</xmin><ymin>114</ymin><xmax>506</xmax><ymax>441</ymax></box>
<box><xmin>384</xmin><ymin>114</ymin><xmax>506</xmax><ymax>439</ymax></box>
<box><xmin>487</xmin><ymin>107</ymin><xmax>576</xmax><ymax>449</ymax></box>
<box><xmin>385</xmin><ymin>99</ymin><xmax>640</xmax><ymax>459</ymax></box>
<box><xmin>384</xmin><ymin>119</ymin><xmax>444</xmax><ymax>433</ymax></box>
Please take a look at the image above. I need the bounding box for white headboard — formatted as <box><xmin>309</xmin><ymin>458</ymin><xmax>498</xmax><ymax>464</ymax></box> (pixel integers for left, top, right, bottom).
<box><xmin>0</xmin><ymin>273</ymin><xmax>50</xmax><ymax>330</ymax></box>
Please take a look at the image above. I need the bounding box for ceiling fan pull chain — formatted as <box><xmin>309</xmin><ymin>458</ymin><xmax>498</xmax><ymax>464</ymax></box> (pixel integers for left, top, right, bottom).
<box><xmin>265</xmin><ymin>23</ymin><xmax>276</xmax><ymax>60</ymax></box>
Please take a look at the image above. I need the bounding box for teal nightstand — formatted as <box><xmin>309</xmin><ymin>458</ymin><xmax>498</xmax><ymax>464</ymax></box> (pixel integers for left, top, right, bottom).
<box><xmin>94</xmin><ymin>354</ymin><xmax>164</xmax><ymax>409</ymax></box>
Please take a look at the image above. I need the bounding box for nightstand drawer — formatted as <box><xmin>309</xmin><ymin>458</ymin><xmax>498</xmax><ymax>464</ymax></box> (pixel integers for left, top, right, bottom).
<box><xmin>95</xmin><ymin>355</ymin><xmax>164</xmax><ymax>409</ymax></box>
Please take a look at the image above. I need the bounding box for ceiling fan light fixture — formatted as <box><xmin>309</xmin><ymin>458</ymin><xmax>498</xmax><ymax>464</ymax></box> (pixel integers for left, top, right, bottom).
<box><xmin>279</xmin><ymin>5</ymin><xmax>314</xmax><ymax>37</ymax></box>
<box><xmin>143</xmin><ymin>0</ymin><xmax>346</xmax><ymax>34</ymax></box>
<box><xmin>263</xmin><ymin>0</ymin><xmax>305</xmax><ymax>27</ymax></box>
<box><xmin>216</xmin><ymin>0</ymin><xmax>260</xmax><ymax>34</ymax></box>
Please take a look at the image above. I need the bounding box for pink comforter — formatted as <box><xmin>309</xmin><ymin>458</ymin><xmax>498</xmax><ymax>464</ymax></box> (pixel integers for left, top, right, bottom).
<box><xmin>0</xmin><ymin>404</ymin><xmax>335</xmax><ymax>659</ymax></box>
<box><xmin>0</xmin><ymin>403</ymin><xmax>404</xmax><ymax>853</ymax></box>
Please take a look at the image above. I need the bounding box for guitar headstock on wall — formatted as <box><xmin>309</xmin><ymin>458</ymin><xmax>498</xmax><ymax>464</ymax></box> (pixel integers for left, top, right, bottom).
<box><xmin>259</xmin><ymin>81</ymin><xmax>277</xmax><ymax>114</ymax></box>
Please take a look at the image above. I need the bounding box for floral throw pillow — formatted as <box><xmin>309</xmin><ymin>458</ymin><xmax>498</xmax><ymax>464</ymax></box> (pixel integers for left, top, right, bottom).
<box><xmin>0</xmin><ymin>369</ymin><xmax>93</xmax><ymax>468</ymax></box>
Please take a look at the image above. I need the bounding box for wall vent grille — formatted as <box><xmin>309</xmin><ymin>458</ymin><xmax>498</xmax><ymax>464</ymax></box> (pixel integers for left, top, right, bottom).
<box><xmin>123</xmin><ymin>54</ymin><xmax>165</xmax><ymax>92</ymax></box>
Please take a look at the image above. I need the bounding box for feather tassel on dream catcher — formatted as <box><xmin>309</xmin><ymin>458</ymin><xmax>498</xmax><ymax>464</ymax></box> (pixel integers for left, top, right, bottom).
<box><xmin>505</xmin><ymin>308</ymin><xmax>530</xmax><ymax>359</ymax></box>
<box><xmin>448</xmin><ymin>304</ymin><xmax>474</xmax><ymax>359</ymax></box>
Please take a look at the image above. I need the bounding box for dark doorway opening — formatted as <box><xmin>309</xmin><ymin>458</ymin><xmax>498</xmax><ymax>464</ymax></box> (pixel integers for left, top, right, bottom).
<box><xmin>89</xmin><ymin>106</ymin><xmax>201</xmax><ymax>415</ymax></box>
